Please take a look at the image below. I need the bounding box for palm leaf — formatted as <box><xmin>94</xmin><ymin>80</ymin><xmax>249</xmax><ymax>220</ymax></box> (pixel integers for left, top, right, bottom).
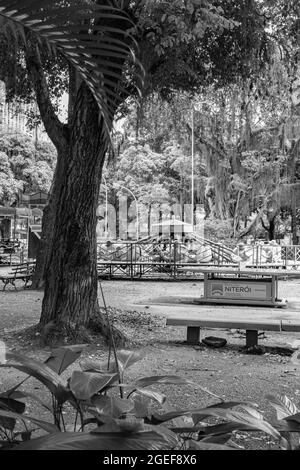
<box><xmin>0</xmin><ymin>0</ymin><xmax>144</xmax><ymax>137</ymax></box>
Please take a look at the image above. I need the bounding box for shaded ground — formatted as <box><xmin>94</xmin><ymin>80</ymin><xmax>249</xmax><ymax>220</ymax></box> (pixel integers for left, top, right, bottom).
<box><xmin>1</xmin><ymin>277</ymin><xmax>300</xmax><ymax>449</ymax></box>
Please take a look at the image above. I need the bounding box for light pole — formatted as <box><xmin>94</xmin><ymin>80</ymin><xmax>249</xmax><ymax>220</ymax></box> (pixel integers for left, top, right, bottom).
<box><xmin>191</xmin><ymin>106</ymin><xmax>194</xmax><ymax>230</ymax></box>
<box><xmin>101</xmin><ymin>176</ymin><xmax>108</xmax><ymax>238</ymax></box>
<box><xmin>114</xmin><ymin>184</ymin><xmax>139</xmax><ymax>240</ymax></box>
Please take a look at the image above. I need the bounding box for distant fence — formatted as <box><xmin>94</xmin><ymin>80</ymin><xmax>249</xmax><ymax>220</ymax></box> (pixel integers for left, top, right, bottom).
<box><xmin>235</xmin><ymin>244</ymin><xmax>300</xmax><ymax>268</ymax></box>
<box><xmin>97</xmin><ymin>240</ymin><xmax>300</xmax><ymax>280</ymax></box>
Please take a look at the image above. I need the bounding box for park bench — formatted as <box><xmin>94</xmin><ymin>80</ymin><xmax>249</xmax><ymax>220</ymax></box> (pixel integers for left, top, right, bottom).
<box><xmin>0</xmin><ymin>239</ymin><xmax>25</xmax><ymax>266</ymax></box>
<box><xmin>0</xmin><ymin>262</ymin><xmax>36</xmax><ymax>290</ymax></box>
<box><xmin>164</xmin><ymin>305</ymin><xmax>300</xmax><ymax>348</ymax></box>
<box><xmin>166</xmin><ymin>316</ymin><xmax>283</xmax><ymax>348</ymax></box>
<box><xmin>132</xmin><ymin>299</ymin><xmax>300</xmax><ymax>349</ymax></box>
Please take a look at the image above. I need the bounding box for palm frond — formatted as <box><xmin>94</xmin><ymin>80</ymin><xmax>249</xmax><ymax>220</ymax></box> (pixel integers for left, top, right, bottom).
<box><xmin>0</xmin><ymin>0</ymin><xmax>144</xmax><ymax>138</ymax></box>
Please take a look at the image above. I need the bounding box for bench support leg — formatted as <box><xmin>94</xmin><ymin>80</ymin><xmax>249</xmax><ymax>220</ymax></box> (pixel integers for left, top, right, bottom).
<box><xmin>187</xmin><ymin>327</ymin><xmax>200</xmax><ymax>345</ymax></box>
<box><xmin>246</xmin><ymin>330</ymin><xmax>258</xmax><ymax>348</ymax></box>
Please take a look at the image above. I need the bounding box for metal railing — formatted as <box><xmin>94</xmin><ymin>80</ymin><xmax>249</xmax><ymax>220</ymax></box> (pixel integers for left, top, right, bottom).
<box><xmin>235</xmin><ymin>244</ymin><xmax>300</xmax><ymax>269</ymax></box>
<box><xmin>97</xmin><ymin>240</ymin><xmax>300</xmax><ymax>280</ymax></box>
<box><xmin>96</xmin><ymin>238</ymin><xmax>237</xmax><ymax>280</ymax></box>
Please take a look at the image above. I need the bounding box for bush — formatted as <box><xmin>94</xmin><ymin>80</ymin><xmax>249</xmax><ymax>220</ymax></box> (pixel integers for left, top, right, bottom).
<box><xmin>0</xmin><ymin>346</ymin><xmax>300</xmax><ymax>450</ymax></box>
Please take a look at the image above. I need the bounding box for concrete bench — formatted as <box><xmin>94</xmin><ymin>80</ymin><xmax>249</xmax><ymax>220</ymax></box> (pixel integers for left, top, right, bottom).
<box><xmin>166</xmin><ymin>316</ymin><xmax>300</xmax><ymax>348</ymax></box>
<box><xmin>132</xmin><ymin>298</ymin><xmax>300</xmax><ymax>349</ymax></box>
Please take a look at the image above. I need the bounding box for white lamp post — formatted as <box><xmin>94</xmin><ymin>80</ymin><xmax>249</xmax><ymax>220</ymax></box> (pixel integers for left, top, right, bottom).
<box><xmin>101</xmin><ymin>176</ymin><xmax>108</xmax><ymax>238</ymax></box>
<box><xmin>191</xmin><ymin>106</ymin><xmax>194</xmax><ymax>230</ymax></box>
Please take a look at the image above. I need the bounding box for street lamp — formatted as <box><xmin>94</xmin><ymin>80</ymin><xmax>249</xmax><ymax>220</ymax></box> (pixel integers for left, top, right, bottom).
<box><xmin>101</xmin><ymin>176</ymin><xmax>108</xmax><ymax>238</ymax></box>
<box><xmin>191</xmin><ymin>106</ymin><xmax>194</xmax><ymax>230</ymax></box>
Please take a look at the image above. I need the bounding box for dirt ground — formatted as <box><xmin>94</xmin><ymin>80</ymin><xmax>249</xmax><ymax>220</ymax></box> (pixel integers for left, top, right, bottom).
<box><xmin>1</xmin><ymin>277</ymin><xmax>300</xmax><ymax>450</ymax></box>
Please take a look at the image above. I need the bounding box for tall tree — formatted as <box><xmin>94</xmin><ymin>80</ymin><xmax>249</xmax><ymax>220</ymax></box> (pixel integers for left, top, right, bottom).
<box><xmin>0</xmin><ymin>0</ymin><xmax>274</xmax><ymax>343</ymax></box>
<box><xmin>0</xmin><ymin>0</ymin><xmax>142</xmax><ymax>343</ymax></box>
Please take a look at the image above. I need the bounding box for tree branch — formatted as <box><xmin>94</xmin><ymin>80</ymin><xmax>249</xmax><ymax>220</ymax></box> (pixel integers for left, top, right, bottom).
<box><xmin>25</xmin><ymin>42</ymin><xmax>69</xmax><ymax>151</ymax></box>
<box><xmin>238</xmin><ymin>208</ymin><xmax>264</xmax><ymax>239</ymax></box>
<box><xmin>186</xmin><ymin>123</ymin><xmax>227</xmax><ymax>160</ymax></box>
<box><xmin>260</xmin><ymin>217</ymin><xmax>270</xmax><ymax>231</ymax></box>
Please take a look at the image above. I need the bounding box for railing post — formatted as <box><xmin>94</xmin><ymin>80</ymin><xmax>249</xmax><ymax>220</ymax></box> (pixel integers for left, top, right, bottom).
<box><xmin>173</xmin><ymin>241</ymin><xmax>177</xmax><ymax>278</ymax></box>
<box><xmin>130</xmin><ymin>242</ymin><xmax>133</xmax><ymax>280</ymax></box>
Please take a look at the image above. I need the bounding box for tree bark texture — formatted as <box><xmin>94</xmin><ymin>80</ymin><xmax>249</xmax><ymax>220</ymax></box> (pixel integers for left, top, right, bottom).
<box><xmin>32</xmin><ymin>146</ymin><xmax>69</xmax><ymax>288</ymax></box>
<box><xmin>39</xmin><ymin>84</ymin><xmax>112</xmax><ymax>338</ymax></box>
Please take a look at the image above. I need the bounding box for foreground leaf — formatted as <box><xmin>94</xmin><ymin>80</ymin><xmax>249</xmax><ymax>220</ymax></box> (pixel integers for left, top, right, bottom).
<box><xmin>131</xmin><ymin>395</ymin><xmax>151</xmax><ymax>419</ymax></box>
<box><xmin>0</xmin><ymin>396</ymin><xmax>25</xmax><ymax>431</ymax></box>
<box><xmin>132</xmin><ymin>388</ymin><xmax>166</xmax><ymax>405</ymax></box>
<box><xmin>0</xmin><ymin>352</ymin><xmax>70</xmax><ymax>404</ymax></box>
<box><xmin>148</xmin><ymin>402</ymin><xmax>244</xmax><ymax>424</ymax></box>
<box><xmin>290</xmin><ymin>350</ymin><xmax>300</xmax><ymax>366</ymax></box>
<box><xmin>192</xmin><ymin>408</ymin><xmax>281</xmax><ymax>440</ymax></box>
<box><xmin>0</xmin><ymin>390</ymin><xmax>52</xmax><ymax>413</ymax></box>
<box><xmin>92</xmin><ymin>420</ymin><xmax>177</xmax><ymax>446</ymax></box>
<box><xmin>267</xmin><ymin>395</ymin><xmax>300</xmax><ymax>421</ymax></box>
<box><xmin>93</xmin><ymin>419</ymin><xmax>150</xmax><ymax>434</ymax></box>
<box><xmin>82</xmin><ymin>350</ymin><xmax>144</xmax><ymax>374</ymax></box>
<box><xmin>284</xmin><ymin>413</ymin><xmax>300</xmax><ymax>425</ymax></box>
<box><xmin>91</xmin><ymin>395</ymin><xmax>134</xmax><ymax>419</ymax></box>
<box><xmin>69</xmin><ymin>371</ymin><xmax>118</xmax><ymax>400</ymax></box>
<box><xmin>45</xmin><ymin>345</ymin><xmax>87</xmax><ymax>375</ymax></box>
<box><xmin>135</xmin><ymin>375</ymin><xmax>220</xmax><ymax>400</ymax></box>
<box><xmin>14</xmin><ymin>428</ymin><xmax>178</xmax><ymax>450</ymax></box>
<box><xmin>188</xmin><ymin>440</ymin><xmax>236</xmax><ymax>450</ymax></box>
<box><xmin>0</xmin><ymin>410</ymin><xmax>59</xmax><ymax>434</ymax></box>
<box><xmin>135</xmin><ymin>375</ymin><xmax>196</xmax><ymax>388</ymax></box>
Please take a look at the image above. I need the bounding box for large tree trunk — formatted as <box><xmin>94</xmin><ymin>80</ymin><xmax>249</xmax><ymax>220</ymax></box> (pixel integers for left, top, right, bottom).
<box><xmin>32</xmin><ymin>147</ymin><xmax>68</xmax><ymax>288</ymax></box>
<box><xmin>39</xmin><ymin>84</ymin><xmax>124</xmax><ymax>345</ymax></box>
<box><xmin>31</xmin><ymin>204</ymin><xmax>53</xmax><ymax>289</ymax></box>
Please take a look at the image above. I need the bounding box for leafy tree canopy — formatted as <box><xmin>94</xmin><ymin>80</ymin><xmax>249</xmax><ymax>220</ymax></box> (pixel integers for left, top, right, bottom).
<box><xmin>0</xmin><ymin>0</ymin><xmax>280</xmax><ymax>120</ymax></box>
<box><xmin>0</xmin><ymin>133</ymin><xmax>56</xmax><ymax>204</ymax></box>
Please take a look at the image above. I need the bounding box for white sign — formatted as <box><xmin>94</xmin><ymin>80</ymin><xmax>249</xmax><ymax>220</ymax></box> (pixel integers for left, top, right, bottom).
<box><xmin>210</xmin><ymin>282</ymin><xmax>267</xmax><ymax>299</ymax></box>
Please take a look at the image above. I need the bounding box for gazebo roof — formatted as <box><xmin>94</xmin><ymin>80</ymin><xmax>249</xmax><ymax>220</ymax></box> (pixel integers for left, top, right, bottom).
<box><xmin>151</xmin><ymin>218</ymin><xmax>192</xmax><ymax>227</ymax></box>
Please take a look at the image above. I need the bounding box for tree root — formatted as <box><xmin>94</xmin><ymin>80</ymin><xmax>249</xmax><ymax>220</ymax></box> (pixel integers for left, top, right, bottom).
<box><xmin>37</xmin><ymin>317</ymin><xmax>126</xmax><ymax>348</ymax></box>
<box><xmin>88</xmin><ymin>316</ymin><xmax>126</xmax><ymax>348</ymax></box>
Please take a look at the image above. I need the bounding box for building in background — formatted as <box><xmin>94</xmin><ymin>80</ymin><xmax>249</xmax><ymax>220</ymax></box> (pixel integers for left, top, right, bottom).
<box><xmin>0</xmin><ymin>190</ymin><xmax>48</xmax><ymax>256</ymax></box>
<box><xmin>0</xmin><ymin>81</ymin><xmax>50</xmax><ymax>143</ymax></box>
